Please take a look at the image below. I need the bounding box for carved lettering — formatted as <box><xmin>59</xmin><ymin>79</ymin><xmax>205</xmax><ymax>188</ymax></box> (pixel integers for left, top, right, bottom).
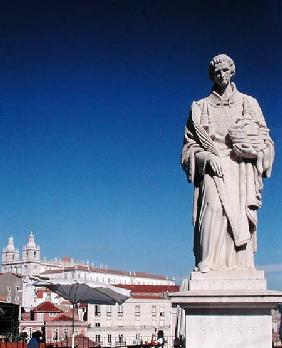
<box><xmin>198</xmin><ymin>326</ymin><xmax>258</xmax><ymax>336</ymax></box>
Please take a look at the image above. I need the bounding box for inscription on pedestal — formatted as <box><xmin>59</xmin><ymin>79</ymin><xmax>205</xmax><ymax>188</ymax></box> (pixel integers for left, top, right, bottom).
<box><xmin>186</xmin><ymin>314</ymin><xmax>272</xmax><ymax>348</ymax></box>
<box><xmin>197</xmin><ymin>325</ymin><xmax>258</xmax><ymax>336</ymax></box>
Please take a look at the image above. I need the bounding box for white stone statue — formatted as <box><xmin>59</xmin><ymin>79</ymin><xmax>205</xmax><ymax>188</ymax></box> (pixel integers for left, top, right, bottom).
<box><xmin>181</xmin><ymin>54</ymin><xmax>274</xmax><ymax>273</ymax></box>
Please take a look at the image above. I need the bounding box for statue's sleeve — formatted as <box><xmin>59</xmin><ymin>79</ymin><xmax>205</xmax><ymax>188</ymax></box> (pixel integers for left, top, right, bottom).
<box><xmin>248</xmin><ymin>96</ymin><xmax>275</xmax><ymax>177</ymax></box>
<box><xmin>181</xmin><ymin>102</ymin><xmax>210</xmax><ymax>183</ymax></box>
<box><xmin>247</xmin><ymin>96</ymin><xmax>267</xmax><ymax>127</ymax></box>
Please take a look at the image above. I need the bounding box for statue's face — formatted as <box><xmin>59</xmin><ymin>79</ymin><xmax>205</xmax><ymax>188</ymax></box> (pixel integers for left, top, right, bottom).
<box><xmin>213</xmin><ymin>60</ymin><xmax>231</xmax><ymax>87</ymax></box>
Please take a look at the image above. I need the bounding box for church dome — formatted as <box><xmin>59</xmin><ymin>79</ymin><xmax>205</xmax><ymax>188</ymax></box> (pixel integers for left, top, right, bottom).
<box><xmin>26</xmin><ymin>231</ymin><xmax>36</xmax><ymax>249</ymax></box>
<box><xmin>5</xmin><ymin>236</ymin><xmax>16</xmax><ymax>252</ymax></box>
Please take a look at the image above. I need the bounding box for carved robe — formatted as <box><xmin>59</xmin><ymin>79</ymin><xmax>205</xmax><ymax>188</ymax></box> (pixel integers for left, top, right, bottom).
<box><xmin>182</xmin><ymin>84</ymin><xmax>274</xmax><ymax>271</ymax></box>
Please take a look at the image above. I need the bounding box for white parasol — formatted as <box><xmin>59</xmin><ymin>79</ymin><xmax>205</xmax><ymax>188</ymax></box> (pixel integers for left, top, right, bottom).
<box><xmin>33</xmin><ymin>278</ymin><xmax>131</xmax><ymax>348</ymax></box>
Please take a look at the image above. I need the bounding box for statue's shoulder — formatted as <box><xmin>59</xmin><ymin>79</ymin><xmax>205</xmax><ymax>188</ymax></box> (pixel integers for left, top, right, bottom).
<box><xmin>189</xmin><ymin>98</ymin><xmax>207</xmax><ymax>123</ymax></box>
<box><xmin>239</xmin><ymin>92</ymin><xmax>261</xmax><ymax>109</ymax></box>
<box><xmin>193</xmin><ymin>97</ymin><xmax>208</xmax><ymax>109</ymax></box>
<box><xmin>239</xmin><ymin>92</ymin><xmax>265</xmax><ymax>124</ymax></box>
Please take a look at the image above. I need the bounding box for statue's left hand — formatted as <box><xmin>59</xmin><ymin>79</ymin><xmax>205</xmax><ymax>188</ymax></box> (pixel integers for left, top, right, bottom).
<box><xmin>233</xmin><ymin>143</ymin><xmax>259</xmax><ymax>158</ymax></box>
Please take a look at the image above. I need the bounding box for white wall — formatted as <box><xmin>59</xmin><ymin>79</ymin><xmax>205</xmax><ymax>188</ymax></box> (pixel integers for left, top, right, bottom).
<box><xmin>87</xmin><ymin>298</ymin><xmax>173</xmax><ymax>346</ymax></box>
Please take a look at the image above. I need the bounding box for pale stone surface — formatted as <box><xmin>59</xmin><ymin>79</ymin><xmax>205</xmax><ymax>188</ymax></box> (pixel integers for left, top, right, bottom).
<box><xmin>173</xmin><ymin>54</ymin><xmax>279</xmax><ymax>348</ymax></box>
<box><xmin>181</xmin><ymin>54</ymin><xmax>274</xmax><ymax>273</ymax></box>
<box><xmin>185</xmin><ymin>310</ymin><xmax>272</xmax><ymax>348</ymax></box>
<box><xmin>188</xmin><ymin>278</ymin><xmax>266</xmax><ymax>291</ymax></box>
<box><xmin>188</xmin><ymin>270</ymin><xmax>267</xmax><ymax>290</ymax></box>
<box><xmin>190</xmin><ymin>270</ymin><xmax>265</xmax><ymax>279</ymax></box>
<box><xmin>170</xmin><ymin>288</ymin><xmax>282</xmax><ymax>348</ymax></box>
<box><xmin>171</xmin><ymin>289</ymin><xmax>282</xmax><ymax>306</ymax></box>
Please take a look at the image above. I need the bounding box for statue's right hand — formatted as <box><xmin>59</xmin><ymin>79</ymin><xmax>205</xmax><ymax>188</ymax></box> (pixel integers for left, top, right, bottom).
<box><xmin>208</xmin><ymin>154</ymin><xmax>223</xmax><ymax>177</ymax></box>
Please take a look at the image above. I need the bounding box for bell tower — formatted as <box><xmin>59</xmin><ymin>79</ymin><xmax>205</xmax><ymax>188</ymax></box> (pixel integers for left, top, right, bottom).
<box><xmin>1</xmin><ymin>236</ymin><xmax>20</xmax><ymax>272</ymax></box>
<box><xmin>22</xmin><ymin>231</ymin><xmax>41</xmax><ymax>275</ymax></box>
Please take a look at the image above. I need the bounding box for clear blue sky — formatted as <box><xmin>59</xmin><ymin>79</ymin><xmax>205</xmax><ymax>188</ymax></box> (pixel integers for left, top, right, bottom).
<box><xmin>0</xmin><ymin>0</ymin><xmax>281</xmax><ymax>287</ymax></box>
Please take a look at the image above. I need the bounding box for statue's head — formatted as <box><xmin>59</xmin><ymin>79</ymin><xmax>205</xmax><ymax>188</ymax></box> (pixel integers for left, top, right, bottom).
<box><xmin>209</xmin><ymin>54</ymin><xmax>235</xmax><ymax>87</ymax></box>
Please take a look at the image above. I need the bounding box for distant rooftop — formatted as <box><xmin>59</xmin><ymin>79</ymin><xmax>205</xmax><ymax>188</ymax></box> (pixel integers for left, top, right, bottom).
<box><xmin>40</xmin><ymin>264</ymin><xmax>171</xmax><ymax>280</ymax></box>
<box><xmin>32</xmin><ymin>301</ymin><xmax>62</xmax><ymax>313</ymax></box>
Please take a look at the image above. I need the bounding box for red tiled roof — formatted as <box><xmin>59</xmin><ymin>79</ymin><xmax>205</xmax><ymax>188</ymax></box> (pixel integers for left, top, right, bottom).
<box><xmin>116</xmin><ymin>284</ymin><xmax>180</xmax><ymax>293</ymax></box>
<box><xmin>36</xmin><ymin>289</ymin><xmax>53</xmax><ymax>298</ymax></box>
<box><xmin>61</xmin><ymin>334</ymin><xmax>98</xmax><ymax>348</ymax></box>
<box><xmin>50</xmin><ymin>314</ymin><xmax>72</xmax><ymax>321</ymax></box>
<box><xmin>116</xmin><ymin>284</ymin><xmax>179</xmax><ymax>299</ymax></box>
<box><xmin>63</xmin><ymin>256</ymin><xmax>72</xmax><ymax>263</ymax></box>
<box><xmin>32</xmin><ymin>301</ymin><xmax>62</xmax><ymax>313</ymax></box>
<box><xmin>132</xmin><ymin>295</ymin><xmax>163</xmax><ymax>299</ymax></box>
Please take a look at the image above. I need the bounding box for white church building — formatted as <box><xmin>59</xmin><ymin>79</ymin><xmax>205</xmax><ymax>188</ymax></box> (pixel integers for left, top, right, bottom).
<box><xmin>1</xmin><ymin>232</ymin><xmax>175</xmax><ymax>286</ymax></box>
<box><xmin>2</xmin><ymin>232</ymin><xmax>178</xmax><ymax>346</ymax></box>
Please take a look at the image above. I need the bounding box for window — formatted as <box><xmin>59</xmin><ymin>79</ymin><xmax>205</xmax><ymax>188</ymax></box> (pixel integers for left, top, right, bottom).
<box><xmin>152</xmin><ymin>305</ymin><xmax>156</xmax><ymax>316</ymax></box>
<box><xmin>159</xmin><ymin>319</ymin><xmax>164</xmax><ymax>328</ymax></box>
<box><xmin>95</xmin><ymin>322</ymin><xmax>100</xmax><ymax>327</ymax></box>
<box><xmin>107</xmin><ymin>334</ymin><xmax>112</xmax><ymax>344</ymax></box>
<box><xmin>52</xmin><ymin>329</ymin><xmax>59</xmax><ymax>341</ymax></box>
<box><xmin>15</xmin><ymin>296</ymin><xmax>20</xmax><ymax>301</ymax></box>
<box><xmin>135</xmin><ymin>305</ymin><xmax>140</xmax><ymax>317</ymax></box>
<box><xmin>118</xmin><ymin>305</ymin><xmax>123</xmax><ymax>316</ymax></box>
<box><xmin>75</xmin><ymin>328</ymin><xmax>80</xmax><ymax>335</ymax></box>
<box><xmin>16</xmin><ymin>285</ymin><xmax>21</xmax><ymax>291</ymax></box>
<box><xmin>159</xmin><ymin>306</ymin><xmax>164</xmax><ymax>317</ymax></box>
<box><xmin>106</xmin><ymin>305</ymin><xmax>112</xmax><ymax>316</ymax></box>
<box><xmin>95</xmin><ymin>305</ymin><xmax>101</xmax><ymax>316</ymax></box>
<box><xmin>6</xmin><ymin>296</ymin><xmax>11</xmax><ymax>302</ymax></box>
<box><xmin>118</xmin><ymin>334</ymin><xmax>126</xmax><ymax>345</ymax></box>
<box><xmin>49</xmin><ymin>313</ymin><xmax>58</xmax><ymax>317</ymax></box>
<box><xmin>95</xmin><ymin>335</ymin><xmax>101</xmax><ymax>343</ymax></box>
<box><xmin>7</xmin><ymin>286</ymin><xmax>11</xmax><ymax>292</ymax></box>
<box><xmin>64</xmin><ymin>329</ymin><xmax>69</xmax><ymax>338</ymax></box>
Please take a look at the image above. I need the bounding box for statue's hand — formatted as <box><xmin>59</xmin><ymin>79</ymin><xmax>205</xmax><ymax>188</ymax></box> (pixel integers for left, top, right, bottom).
<box><xmin>233</xmin><ymin>143</ymin><xmax>262</xmax><ymax>158</ymax></box>
<box><xmin>208</xmin><ymin>154</ymin><xmax>223</xmax><ymax>177</ymax></box>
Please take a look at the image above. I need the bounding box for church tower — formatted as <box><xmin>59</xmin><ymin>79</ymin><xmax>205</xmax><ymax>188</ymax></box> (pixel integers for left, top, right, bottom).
<box><xmin>22</xmin><ymin>231</ymin><xmax>41</xmax><ymax>275</ymax></box>
<box><xmin>2</xmin><ymin>236</ymin><xmax>20</xmax><ymax>263</ymax></box>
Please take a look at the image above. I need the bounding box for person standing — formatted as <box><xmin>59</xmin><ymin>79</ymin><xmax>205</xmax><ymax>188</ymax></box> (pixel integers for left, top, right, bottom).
<box><xmin>27</xmin><ymin>331</ymin><xmax>42</xmax><ymax>348</ymax></box>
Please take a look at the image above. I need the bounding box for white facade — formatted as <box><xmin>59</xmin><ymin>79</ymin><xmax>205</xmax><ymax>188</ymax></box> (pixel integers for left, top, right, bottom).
<box><xmin>41</xmin><ymin>267</ymin><xmax>175</xmax><ymax>286</ymax></box>
<box><xmin>2</xmin><ymin>233</ymin><xmax>177</xmax><ymax>346</ymax></box>
<box><xmin>2</xmin><ymin>232</ymin><xmax>44</xmax><ymax>276</ymax></box>
<box><xmin>1</xmin><ymin>233</ymin><xmax>175</xmax><ymax>286</ymax></box>
<box><xmin>87</xmin><ymin>296</ymin><xmax>176</xmax><ymax>347</ymax></box>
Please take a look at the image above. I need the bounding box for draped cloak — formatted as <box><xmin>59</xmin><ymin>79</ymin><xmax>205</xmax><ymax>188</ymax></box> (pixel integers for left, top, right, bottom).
<box><xmin>181</xmin><ymin>85</ymin><xmax>274</xmax><ymax>271</ymax></box>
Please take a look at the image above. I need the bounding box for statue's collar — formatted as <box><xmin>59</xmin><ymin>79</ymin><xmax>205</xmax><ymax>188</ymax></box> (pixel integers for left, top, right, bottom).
<box><xmin>207</xmin><ymin>83</ymin><xmax>241</xmax><ymax>107</ymax></box>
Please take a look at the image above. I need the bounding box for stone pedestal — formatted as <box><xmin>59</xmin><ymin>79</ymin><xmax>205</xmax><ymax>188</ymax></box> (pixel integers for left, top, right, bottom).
<box><xmin>170</xmin><ymin>271</ymin><xmax>282</xmax><ymax>348</ymax></box>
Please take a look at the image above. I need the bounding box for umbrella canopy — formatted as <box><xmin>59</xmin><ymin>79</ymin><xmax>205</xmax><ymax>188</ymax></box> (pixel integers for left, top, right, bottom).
<box><xmin>33</xmin><ymin>278</ymin><xmax>131</xmax><ymax>348</ymax></box>
<box><xmin>33</xmin><ymin>278</ymin><xmax>131</xmax><ymax>305</ymax></box>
